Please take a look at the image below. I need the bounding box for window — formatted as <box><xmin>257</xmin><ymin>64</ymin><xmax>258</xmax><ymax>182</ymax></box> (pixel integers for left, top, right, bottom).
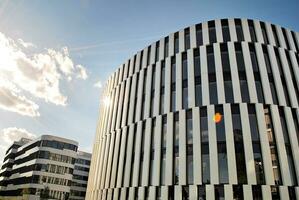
<box><xmin>198</xmin><ymin>185</ymin><xmax>206</xmax><ymax>200</ymax></box>
<box><xmin>147</xmin><ymin>46</ymin><xmax>151</xmax><ymax>66</ymax></box>
<box><xmin>275</xmin><ymin>48</ymin><xmax>291</xmax><ymax>105</ymax></box>
<box><xmin>165</xmin><ymin>37</ymin><xmax>169</xmax><ymax>58</ymax></box>
<box><xmin>291</xmin><ymin>31</ymin><xmax>299</xmax><ymax>51</ymax></box>
<box><xmin>200</xmin><ymin>107</ymin><xmax>210</xmax><ymax>183</ymax></box>
<box><xmin>150</xmin><ymin>120</ymin><xmax>156</xmax><ymax>185</ymax></box>
<box><xmin>196</xmin><ymin>24</ymin><xmax>203</xmax><ymax>46</ymax></box>
<box><xmin>221</xmin><ymin>19</ymin><xmax>230</xmax><ymax>42</ymax></box>
<box><xmin>272</xmin><ymin>25</ymin><xmax>280</xmax><ymax>47</ymax></box>
<box><xmin>161</xmin><ymin>116</ymin><xmax>167</xmax><ymax>185</ymax></box>
<box><xmin>221</xmin><ymin>44</ymin><xmax>231</xmax><ymax>72</ymax></box>
<box><xmin>182</xmin><ymin>186</ymin><xmax>189</xmax><ymax>200</ymax></box>
<box><xmin>215</xmin><ymin>106</ymin><xmax>228</xmax><ymax>184</ymax></box>
<box><xmin>174</xmin><ymin>32</ymin><xmax>179</xmax><ymax>54</ymax></box>
<box><xmin>171</xmin><ymin>85</ymin><xmax>176</xmax><ymax>112</ymax></box>
<box><xmin>260</xmin><ymin>22</ymin><xmax>269</xmax><ymax>44</ymax></box>
<box><xmin>182</xmin><ymin>53</ymin><xmax>188</xmax><ymax>80</ymax></box>
<box><xmin>194</xmin><ymin>49</ymin><xmax>201</xmax><ymax>77</ymax></box>
<box><xmin>232</xmin><ymin>104</ymin><xmax>247</xmax><ymax>184</ymax></box>
<box><xmin>174</xmin><ymin>113</ymin><xmax>179</xmax><ymax>184</ymax></box>
<box><xmin>252</xmin><ymin>185</ymin><xmax>262</xmax><ymax>200</ymax></box>
<box><xmin>264</xmin><ymin>106</ymin><xmax>282</xmax><ymax>185</ymax></box>
<box><xmin>224</xmin><ymin>81</ymin><xmax>234</xmax><ymax>103</ymax></box>
<box><xmin>215</xmin><ymin>185</ymin><xmax>224</xmax><ymax>200</ymax></box>
<box><xmin>248</xmin><ymin>20</ymin><xmax>257</xmax><ymax>42</ymax></box>
<box><xmin>186</xmin><ymin>110</ymin><xmax>193</xmax><ymax>184</ymax></box>
<box><xmin>182</xmin><ymin>53</ymin><xmax>188</xmax><ymax>109</ymax></box>
<box><xmin>235</xmin><ymin>19</ymin><xmax>244</xmax><ymax>41</ymax></box>
<box><xmin>248</xmin><ymin>105</ymin><xmax>265</xmax><ymax>184</ymax></box>
<box><xmin>279</xmin><ymin>108</ymin><xmax>297</xmax><ymax>185</ymax></box>
<box><xmin>207</xmin><ymin>46</ymin><xmax>218</xmax><ymax>104</ymax></box>
<box><xmin>282</xmin><ymin>28</ymin><xmax>290</xmax><ymax>49</ymax></box>
<box><xmin>155</xmin><ymin>41</ymin><xmax>160</xmax><ymax>62</ymax></box>
<box><xmin>249</xmin><ymin>44</ymin><xmax>259</xmax><ymax>72</ymax></box>
<box><xmin>208</xmin><ymin>21</ymin><xmax>217</xmax><ymax>43</ymax></box>
<box><xmin>185</xmin><ymin>28</ymin><xmax>190</xmax><ymax>50</ymax></box>
<box><xmin>233</xmin><ymin>185</ymin><xmax>244</xmax><ymax>200</ymax></box>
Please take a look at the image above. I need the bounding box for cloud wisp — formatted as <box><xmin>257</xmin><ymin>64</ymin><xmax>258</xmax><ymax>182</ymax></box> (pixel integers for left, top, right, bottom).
<box><xmin>0</xmin><ymin>127</ymin><xmax>37</xmax><ymax>162</ymax></box>
<box><xmin>0</xmin><ymin>32</ymin><xmax>88</xmax><ymax>117</ymax></box>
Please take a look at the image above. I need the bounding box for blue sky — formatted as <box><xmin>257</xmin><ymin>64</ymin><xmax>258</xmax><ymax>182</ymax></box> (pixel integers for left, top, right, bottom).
<box><xmin>0</xmin><ymin>0</ymin><xmax>298</xmax><ymax>161</ymax></box>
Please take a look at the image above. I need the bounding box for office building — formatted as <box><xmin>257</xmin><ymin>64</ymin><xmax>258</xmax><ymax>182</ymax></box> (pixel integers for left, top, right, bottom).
<box><xmin>87</xmin><ymin>18</ymin><xmax>299</xmax><ymax>199</ymax></box>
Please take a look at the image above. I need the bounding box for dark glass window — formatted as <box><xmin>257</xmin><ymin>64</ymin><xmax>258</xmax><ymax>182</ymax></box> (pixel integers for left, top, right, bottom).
<box><xmin>285</xmin><ymin>51</ymin><xmax>299</xmax><ymax>106</ymax></box>
<box><xmin>215</xmin><ymin>106</ymin><xmax>228</xmax><ymax>184</ymax></box>
<box><xmin>275</xmin><ymin>48</ymin><xmax>291</xmax><ymax>105</ymax></box>
<box><xmin>198</xmin><ymin>185</ymin><xmax>206</xmax><ymax>200</ymax></box>
<box><xmin>252</xmin><ymin>185</ymin><xmax>262</xmax><ymax>200</ymax></box>
<box><xmin>232</xmin><ymin>104</ymin><xmax>247</xmax><ymax>184</ymax></box>
<box><xmin>272</xmin><ymin>25</ymin><xmax>280</xmax><ymax>47</ymax></box>
<box><xmin>147</xmin><ymin>46</ymin><xmax>151</xmax><ymax>66</ymax></box>
<box><xmin>263</xmin><ymin>46</ymin><xmax>272</xmax><ymax>74</ymax></box>
<box><xmin>215</xmin><ymin>185</ymin><xmax>224</xmax><ymax>200</ymax></box>
<box><xmin>271</xmin><ymin>186</ymin><xmax>280</xmax><ymax>200</ymax></box>
<box><xmin>183</xmin><ymin>86</ymin><xmax>188</xmax><ymax>109</ymax></box>
<box><xmin>292</xmin><ymin>110</ymin><xmax>299</xmax><ymax>145</ymax></box>
<box><xmin>207</xmin><ymin>46</ymin><xmax>218</xmax><ymax>104</ymax></box>
<box><xmin>248</xmin><ymin>105</ymin><xmax>265</xmax><ymax>184</ymax></box>
<box><xmin>171</xmin><ymin>85</ymin><xmax>176</xmax><ymax>112</ymax></box>
<box><xmin>240</xmin><ymin>80</ymin><xmax>250</xmax><ymax>102</ymax></box>
<box><xmin>264</xmin><ymin>106</ymin><xmax>282</xmax><ymax>185</ymax></box>
<box><xmin>200</xmin><ymin>107</ymin><xmax>210</xmax><ymax>183</ymax></box>
<box><xmin>182</xmin><ymin>186</ymin><xmax>189</xmax><ymax>200</ymax></box>
<box><xmin>224</xmin><ymin>81</ymin><xmax>234</xmax><ymax>103</ymax></box>
<box><xmin>161</xmin><ymin>116</ymin><xmax>167</xmax><ymax>185</ymax></box>
<box><xmin>249</xmin><ymin>44</ymin><xmax>259</xmax><ymax>72</ymax></box>
<box><xmin>174</xmin><ymin>32</ymin><xmax>179</xmax><ymax>54</ymax></box>
<box><xmin>165</xmin><ymin>37</ymin><xmax>169</xmax><ymax>58</ymax></box>
<box><xmin>221</xmin><ymin>43</ymin><xmax>231</xmax><ymax>72</ymax></box>
<box><xmin>161</xmin><ymin>61</ymin><xmax>165</xmax><ymax>87</ymax></box>
<box><xmin>209</xmin><ymin>82</ymin><xmax>218</xmax><ymax>105</ymax></box>
<box><xmin>235</xmin><ymin>43</ymin><xmax>245</xmax><ymax>72</ymax></box>
<box><xmin>233</xmin><ymin>185</ymin><xmax>244</xmax><ymax>200</ymax></box>
<box><xmin>174</xmin><ymin>113</ymin><xmax>179</xmax><ymax>184</ymax></box>
<box><xmin>282</xmin><ymin>28</ymin><xmax>291</xmax><ymax>49</ymax></box>
<box><xmin>248</xmin><ymin>20</ymin><xmax>257</xmax><ymax>42</ymax></box>
<box><xmin>155</xmin><ymin>41</ymin><xmax>160</xmax><ymax>62</ymax></box>
<box><xmin>150</xmin><ymin>120</ymin><xmax>156</xmax><ymax>185</ymax></box>
<box><xmin>171</xmin><ymin>57</ymin><xmax>176</xmax><ymax>84</ymax></box>
<box><xmin>207</xmin><ymin>46</ymin><xmax>215</xmax><ymax>74</ymax></box>
<box><xmin>208</xmin><ymin>21</ymin><xmax>217</xmax><ymax>44</ymax></box>
<box><xmin>196</xmin><ymin>24</ymin><xmax>203</xmax><ymax>46</ymax></box>
<box><xmin>194</xmin><ymin>49</ymin><xmax>201</xmax><ymax>77</ymax></box>
<box><xmin>221</xmin><ymin>19</ymin><xmax>230</xmax><ymax>42</ymax></box>
<box><xmin>291</xmin><ymin>31</ymin><xmax>299</xmax><ymax>51</ymax></box>
<box><xmin>186</xmin><ymin>110</ymin><xmax>193</xmax><ymax>184</ymax></box>
<box><xmin>185</xmin><ymin>28</ymin><xmax>190</xmax><ymax>50</ymax></box>
<box><xmin>279</xmin><ymin>108</ymin><xmax>297</xmax><ymax>185</ymax></box>
<box><xmin>260</xmin><ymin>22</ymin><xmax>269</xmax><ymax>44</ymax></box>
<box><xmin>235</xmin><ymin>19</ymin><xmax>244</xmax><ymax>41</ymax></box>
<box><xmin>182</xmin><ymin>53</ymin><xmax>188</xmax><ymax>80</ymax></box>
<box><xmin>195</xmin><ymin>82</ymin><xmax>202</xmax><ymax>107</ymax></box>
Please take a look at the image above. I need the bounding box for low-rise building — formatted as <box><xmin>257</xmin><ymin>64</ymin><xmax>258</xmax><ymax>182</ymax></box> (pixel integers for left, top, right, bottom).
<box><xmin>0</xmin><ymin>135</ymin><xmax>91</xmax><ymax>200</ymax></box>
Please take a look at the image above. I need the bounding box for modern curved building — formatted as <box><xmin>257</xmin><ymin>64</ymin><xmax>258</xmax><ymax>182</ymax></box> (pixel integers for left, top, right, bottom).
<box><xmin>87</xmin><ymin>18</ymin><xmax>299</xmax><ymax>199</ymax></box>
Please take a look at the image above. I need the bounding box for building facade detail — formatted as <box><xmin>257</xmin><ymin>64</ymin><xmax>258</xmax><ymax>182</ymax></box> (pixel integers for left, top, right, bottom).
<box><xmin>87</xmin><ymin>18</ymin><xmax>299</xmax><ymax>199</ymax></box>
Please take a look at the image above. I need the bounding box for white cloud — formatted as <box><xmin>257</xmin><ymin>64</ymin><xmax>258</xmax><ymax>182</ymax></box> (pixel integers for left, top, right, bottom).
<box><xmin>0</xmin><ymin>32</ymin><xmax>88</xmax><ymax>116</ymax></box>
<box><xmin>76</xmin><ymin>64</ymin><xmax>88</xmax><ymax>80</ymax></box>
<box><xmin>0</xmin><ymin>127</ymin><xmax>37</xmax><ymax>162</ymax></box>
<box><xmin>94</xmin><ymin>80</ymin><xmax>102</xmax><ymax>89</ymax></box>
<box><xmin>0</xmin><ymin>80</ymin><xmax>39</xmax><ymax>117</ymax></box>
<box><xmin>17</xmin><ymin>38</ymin><xmax>35</xmax><ymax>48</ymax></box>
